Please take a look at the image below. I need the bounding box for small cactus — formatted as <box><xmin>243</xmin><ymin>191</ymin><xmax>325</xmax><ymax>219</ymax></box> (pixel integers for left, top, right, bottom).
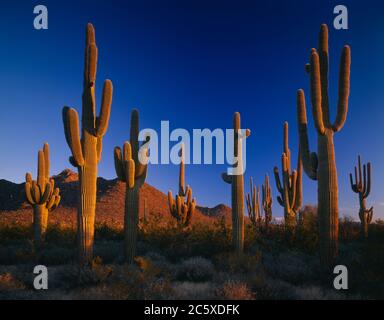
<box><xmin>262</xmin><ymin>174</ymin><xmax>273</xmax><ymax>230</ymax></box>
<box><xmin>114</xmin><ymin>109</ymin><xmax>149</xmax><ymax>264</ymax></box>
<box><xmin>222</xmin><ymin>112</ymin><xmax>250</xmax><ymax>253</ymax></box>
<box><xmin>349</xmin><ymin>155</ymin><xmax>373</xmax><ymax>239</ymax></box>
<box><xmin>168</xmin><ymin>144</ymin><xmax>196</xmax><ymax>227</ymax></box>
<box><xmin>25</xmin><ymin>143</ymin><xmax>61</xmax><ymax>250</ymax></box>
<box><xmin>62</xmin><ymin>24</ymin><xmax>113</xmax><ymax>266</ymax></box>
<box><xmin>246</xmin><ymin>177</ymin><xmax>262</xmax><ymax>229</ymax></box>
<box><xmin>274</xmin><ymin>122</ymin><xmax>302</xmax><ymax>229</ymax></box>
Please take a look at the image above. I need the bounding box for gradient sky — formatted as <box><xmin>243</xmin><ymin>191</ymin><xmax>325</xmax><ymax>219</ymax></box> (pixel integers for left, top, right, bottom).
<box><xmin>1</xmin><ymin>0</ymin><xmax>384</xmax><ymax>220</ymax></box>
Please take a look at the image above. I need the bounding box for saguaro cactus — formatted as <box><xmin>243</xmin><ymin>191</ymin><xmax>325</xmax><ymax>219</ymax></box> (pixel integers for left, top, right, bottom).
<box><xmin>62</xmin><ymin>24</ymin><xmax>113</xmax><ymax>265</ymax></box>
<box><xmin>274</xmin><ymin>122</ymin><xmax>302</xmax><ymax>229</ymax></box>
<box><xmin>168</xmin><ymin>144</ymin><xmax>196</xmax><ymax>227</ymax></box>
<box><xmin>114</xmin><ymin>109</ymin><xmax>148</xmax><ymax>263</ymax></box>
<box><xmin>297</xmin><ymin>24</ymin><xmax>351</xmax><ymax>267</ymax></box>
<box><xmin>246</xmin><ymin>177</ymin><xmax>261</xmax><ymax>229</ymax></box>
<box><xmin>222</xmin><ymin>112</ymin><xmax>250</xmax><ymax>253</ymax></box>
<box><xmin>262</xmin><ymin>174</ymin><xmax>273</xmax><ymax>230</ymax></box>
<box><xmin>349</xmin><ymin>155</ymin><xmax>373</xmax><ymax>239</ymax></box>
<box><xmin>25</xmin><ymin>143</ymin><xmax>61</xmax><ymax>249</ymax></box>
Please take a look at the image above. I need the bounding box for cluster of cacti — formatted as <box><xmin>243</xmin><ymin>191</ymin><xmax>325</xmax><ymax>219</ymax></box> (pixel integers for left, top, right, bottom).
<box><xmin>274</xmin><ymin>122</ymin><xmax>302</xmax><ymax>229</ymax></box>
<box><xmin>349</xmin><ymin>156</ymin><xmax>373</xmax><ymax>239</ymax></box>
<box><xmin>262</xmin><ymin>174</ymin><xmax>273</xmax><ymax>230</ymax></box>
<box><xmin>25</xmin><ymin>143</ymin><xmax>61</xmax><ymax>250</ymax></box>
<box><xmin>114</xmin><ymin>109</ymin><xmax>149</xmax><ymax>264</ymax></box>
<box><xmin>62</xmin><ymin>23</ymin><xmax>113</xmax><ymax>266</ymax></box>
<box><xmin>17</xmin><ymin>22</ymin><xmax>362</xmax><ymax>272</ymax></box>
<box><xmin>297</xmin><ymin>24</ymin><xmax>350</xmax><ymax>267</ymax></box>
<box><xmin>168</xmin><ymin>144</ymin><xmax>196</xmax><ymax>227</ymax></box>
<box><xmin>246</xmin><ymin>177</ymin><xmax>261</xmax><ymax>229</ymax></box>
<box><xmin>222</xmin><ymin>112</ymin><xmax>251</xmax><ymax>253</ymax></box>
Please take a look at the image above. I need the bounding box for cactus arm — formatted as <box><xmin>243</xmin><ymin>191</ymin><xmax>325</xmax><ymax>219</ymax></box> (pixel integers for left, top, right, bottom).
<box><xmin>37</xmin><ymin>150</ymin><xmax>46</xmax><ymax>193</ymax></box>
<box><xmin>310</xmin><ymin>51</ymin><xmax>326</xmax><ymax>135</ymax></box>
<box><xmin>178</xmin><ymin>144</ymin><xmax>185</xmax><ymax>196</ymax></box>
<box><xmin>364</xmin><ymin>163</ymin><xmax>372</xmax><ymax>198</ymax></box>
<box><xmin>125</xmin><ymin>159</ymin><xmax>135</xmax><ymax>189</ymax></box>
<box><xmin>96</xmin><ymin>137</ymin><xmax>102</xmax><ymax>162</ymax></box>
<box><xmin>318</xmin><ymin>24</ymin><xmax>331</xmax><ymax>127</ymax></box>
<box><xmin>297</xmin><ymin>89</ymin><xmax>318</xmax><ymax>180</ymax></box>
<box><xmin>350</xmin><ymin>172</ymin><xmax>358</xmax><ymax>193</ymax></box>
<box><xmin>43</xmin><ymin>143</ymin><xmax>50</xmax><ymax>179</ymax></box>
<box><xmin>95</xmin><ymin>80</ymin><xmax>113</xmax><ymax>137</ymax></box>
<box><xmin>40</xmin><ymin>183</ymin><xmax>51</xmax><ymax>204</ymax></box>
<box><xmin>63</xmin><ymin>107</ymin><xmax>85</xmax><ymax>166</ymax></box>
<box><xmin>273</xmin><ymin>167</ymin><xmax>283</xmax><ymax>194</ymax></box>
<box><xmin>113</xmin><ymin>147</ymin><xmax>125</xmax><ymax>181</ymax></box>
<box><xmin>222</xmin><ymin>172</ymin><xmax>233</xmax><ymax>184</ymax></box>
<box><xmin>332</xmin><ymin>46</ymin><xmax>351</xmax><ymax>132</ymax></box>
<box><xmin>25</xmin><ymin>182</ymin><xmax>35</xmax><ymax>205</ymax></box>
<box><xmin>294</xmin><ymin>149</ymin><xmax>303</xmax><ymax>213</ymax></box>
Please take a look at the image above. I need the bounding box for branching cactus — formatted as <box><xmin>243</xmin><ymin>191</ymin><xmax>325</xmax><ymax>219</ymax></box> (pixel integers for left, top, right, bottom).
<box><xmin>349</xmin><ymin>155</ymin><xmax>373</xmax><ymax>239</ymax></box>
<box><xmin>246</xmin><ymin>177</ymin><xmax>261</xmax><ymax>229</ymax></box>
<box><xmin>262</xmin><ymin>174</ymin><xmax>273</xmax><ymax>230</ymax></box>
<box><xmin>114</xmin><ymin>109</ymin><xmax>149</xmax><ymax>264</ymax></box>
<box><xmin>297</xmin><ymin>24</ymin><xmax>351</xmax><ymax>267</ymax></box>
<box><xmin>62</xmin><ymin>24</ymin><xmax>113</xmax><ymax>265</ymax></box>
<box><xmin>25</xmin><ymin>143</ymin><xmax>61</xmax><ymax>250</ymax></box>
<box><xmin>168</xmin><ymin>144</ymin><xmax>196</xmax><ymax>227</ymax></box>
<box><xmin>222</xmin><ymin>112</ymin><xmax>251</xmax><ymax>253</ymax></box>
<box><xmin>274</xmin><ymin>122</ymin><xmax>302</xmax><ymax>229</ymax></box>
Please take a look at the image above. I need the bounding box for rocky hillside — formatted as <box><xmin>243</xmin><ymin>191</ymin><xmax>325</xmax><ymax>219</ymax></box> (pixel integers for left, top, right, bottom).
<box><xmin>0</xmin><ymin>169</ymin><xmax>231</xmax><ymax>227</ymax></box>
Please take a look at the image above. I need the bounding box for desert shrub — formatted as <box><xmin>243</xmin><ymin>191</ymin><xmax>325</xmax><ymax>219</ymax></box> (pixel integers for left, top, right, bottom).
<box><xmin>172</xmin><ymin>281</ymin><xmax>215</xmax><ymax>300</ymax></box>
<box><xmin>175</xmin><ymin>257</ymin><xmax>214</xmax><ymax>282</ymax></box>
<box><xmin>94</xmin><ymin>241</ymin><xmax>121</xmax><ymax>263</ymax></box>
<box><xmin>293</xmin><ymin>285</ymin><xmax>346</xmax><ymax>300</ymax></box>
<box><xmin>214</xmin><ymin>252</ymin><xmax>261</xmax><ymax>274</ymax></box>
<box><xmin>215</xmin><ymin>280</ymin><xmax>255</xmax><ymax>300</ymax></box>
<box><xmin>339</xmin><ymin>216</ymin><xmax>360</xmax><ymax>241</ymax></box>
<box><xmin>95</xmin><ymin>223</ymin><xmax>123</xmax><ymax>241</ymax></box>
<box><xmin>144</xmin><ymin>278</ymin><xmax>174</xmax><ymax>300</ymax></box>
<box><xmin>262</xmin><ymin>251</ymin><xmax>316</xmax><ymax>284</ymax></box>
<box><xmin>45</xmin><ymin>225</ymin><xmax>76</xmax><ymax>246</ymax></box>
<box><xmin>39</xmin><ymin>246</ymin><xmax>74</xmax><ymax>265</ymax></box>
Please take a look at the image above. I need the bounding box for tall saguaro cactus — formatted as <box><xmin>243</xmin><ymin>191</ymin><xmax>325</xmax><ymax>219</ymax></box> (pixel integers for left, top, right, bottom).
<box><xmin>222</xmin><ymin>112</ymin><xmax>250</xmax><ymax>253</ymax></box>
<box><xmin>168</xmin><ymin>144</ymin><xmax>196</xmax><ymax>227</ymax></box>
<box><xmin>274</xmin><ymin>122</ymin><xmax>302</xmax><ymax>229</ymax></box>
<box><xmin>262</xmin><ymin>174</ymin><xmax>273</xmax><ymax>230</ymax></box>
<box><xmin>297</xmin><ymin>24</ymin><xmax>351</xmax><ymax>267</ymax></box>
<box><xmin>114</xmin><ymin>109</ymin><xmax>148</xmax><ymax>264</ymax></box>
<box><xmin>62</xmin><ymin>24</ymin><xmax>113</xmax><ymax>266</ymax></box>
<box><xmin>349</xmin><ymin>155</ymin><xmax>373</xmax><ymax>239</ymax></box>
<box><xmin>246</xmin><ymin>177</ymin><xmax>261</xmax><ymax>229</ymax></box>
<box><xmin>25</xmin><ymin>143</ymin><xmax>61</xmax><ymax>250</ymax></box>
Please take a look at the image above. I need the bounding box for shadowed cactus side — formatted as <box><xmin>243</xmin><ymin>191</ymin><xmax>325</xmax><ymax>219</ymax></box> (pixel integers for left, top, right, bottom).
<box><xmin>262</xmin><ymin>174</ymin><xmax>272</xmax><ymax>230</ymax></box>
<box><xmin>222</xmin><ymin>112</ymin><xmax>251</xmax><ymax>253</ymax></box>
<box><xmin>62</xmin><ymin>23</ymin><xmax>113</xmax><ymax>266</ymax></box>
<box><xmin>246</xmin><ymin>177</ymin><xmax>261</xmax><ymax>230</ymax></box>
<box><xmin>349</xmin><ymin>155</ymin><xmax>373</xmax><ymax>239</ymax></box>
<box><xmin>297</xmin><ymin>24</ymin><xmax>351</xmax><ymax>267</ymax></box>
<box><xmin>25</xmin><ymin>143</ymin><xmax>61</xmax><ymax>250</ymax></box>
<box><xmin>168</xmin><ymin>144</ymin><xmax>196</xmax><ymax>227</ymax></box>
<box><xmin>114</xmin><ymin>109</ymin><xmax>149</xmax><ymax>264</ymax></box>
<box><xmin>274</xmin><ymin>122</ymin><xmax>302</xmax><ymax>229</ymax></box>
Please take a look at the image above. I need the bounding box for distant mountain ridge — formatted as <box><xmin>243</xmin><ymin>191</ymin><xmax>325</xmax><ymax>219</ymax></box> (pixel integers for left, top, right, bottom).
<box><xmin>0</xmin><ymin>169</ymin><xmax>231</xmax><ymax>226</ymax></box>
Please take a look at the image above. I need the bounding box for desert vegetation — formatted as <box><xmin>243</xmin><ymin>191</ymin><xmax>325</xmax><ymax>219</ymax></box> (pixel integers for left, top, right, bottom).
<box><xmin>0</xmin><ymin>22</ymin><xmax>383</xmax><ymax>300</ymax></box>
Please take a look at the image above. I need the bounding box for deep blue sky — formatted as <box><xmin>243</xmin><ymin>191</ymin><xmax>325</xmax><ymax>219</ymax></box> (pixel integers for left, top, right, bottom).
<box><xmin>1</xmin><ymin>0</ymin><xmax>384</xmax><ymax>219</ymax></box>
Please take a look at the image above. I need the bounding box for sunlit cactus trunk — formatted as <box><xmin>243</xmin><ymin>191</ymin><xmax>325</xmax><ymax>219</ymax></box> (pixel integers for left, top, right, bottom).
<box><xmin>222</xmin><ymin>112</ymin><xmax>250</xmax><ymax>253</ymax></box>
<box><xmin>297</xmin><ymin>24</ymin><xmax>350</xmax><ymax>268</ymax></box>
<box><xmin>62</xmin><ymin>24</ymin><xmax>113</xmax><ymax>266</ymax></box>
<box><xmin>317</xmin><ymin>129</ymin><xmax>339</xmax><ymax>263</ymax></box>
<box><xmin>33</xmin><ymin>205</ymin><xmax>49</xmax><ymax>250</ymax></box>
<box><xmin>77</xmin><ymin>150</ymin><xmax>98</xmax><ymax>263</ymax></box>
